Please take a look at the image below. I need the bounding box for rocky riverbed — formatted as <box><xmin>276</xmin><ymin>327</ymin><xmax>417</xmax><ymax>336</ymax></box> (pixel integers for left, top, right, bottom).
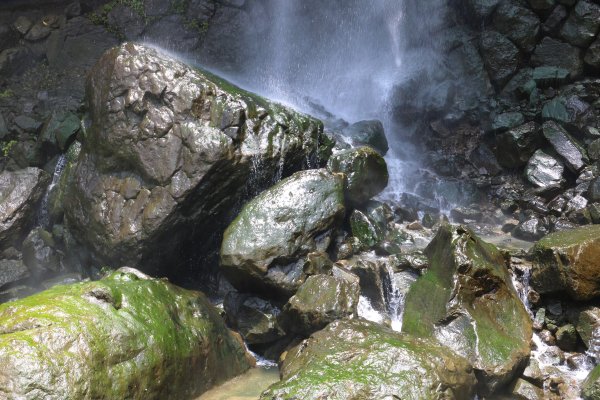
<box><xmin>2</xmin><ymin>0</ymin><xmax>600</xmax><ymax>399</ymax></box>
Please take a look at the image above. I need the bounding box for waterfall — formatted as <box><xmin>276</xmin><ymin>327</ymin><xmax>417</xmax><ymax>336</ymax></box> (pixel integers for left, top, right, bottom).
<box><xmin>36</xmin><ymin>153</ymin><xmax>68</xmax><ymax>229</ymax></box>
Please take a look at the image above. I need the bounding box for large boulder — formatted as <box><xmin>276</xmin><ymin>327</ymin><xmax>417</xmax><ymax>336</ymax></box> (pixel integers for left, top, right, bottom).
<box><xmin>492</xmin><ymin>1</ymin><xmax>540</xmax><ymax>53</ymax></box>
<box><xmin>531</xmin><ymin>37</ymin><xmax>583</xmax><ymax>78</ymax></box>
<box><xmin>403</xmin><ymin>225</ymin><xmax>532</xmax><ymax>394</ymax></box>
<box><xmin>560</xmin><ymin>0</ymin><xmax>600</xmax><ymax>48</ymax></box>
<box><xmin>531</xmin><ymin>225</ymin><xmax>600</xmax><ymax>301</ymax></box>
<box><xmin>327</xmin><ymin>146</ymin><xmax>389</xmax><ymax>206</ymax></box>
<box><xmin>260</xmin><ymin>319</ymin><xmax>477</xmax><ymax>400</ymax></box>
<box><xmin>0</xmin><ymin>168</ymin><xmax>50</xmax><ymax>250</ymax></box>
<box><xmin>480</xmin><ymin>30</ymin><xmax>521</xmax><ymax>89</ymax></box>
<box><xmin>495</xmin><ymin>121</ymin><xmax>543</xmax><ymax>168</ymax></box>
<box><xmin>64</xmin><ymin>43</ymin><xmax>329</xmax><ymax>277</ymax></box>
<box><xmin>342</xmin><ymin>120</ymin><xmax>389</xmax><ymax>155</ymax></box>
<box><xmin>0</xmin><ymin>267</ymin><xmax>252</xmax><ymax>399</ymax></box>
<box><xmin>542</xmin><ymin>121</ymin><xmax>588</xmax><ymax>172</ymax></box>
<box><xmin>279</xmin><ymin>271</ymin><xmax>360</xmax><ymax>336</ymax></box>
<box><xmin>220</xmin><ymin>169</ymin><xmax>345</xmax><ymax>298</ymax></box>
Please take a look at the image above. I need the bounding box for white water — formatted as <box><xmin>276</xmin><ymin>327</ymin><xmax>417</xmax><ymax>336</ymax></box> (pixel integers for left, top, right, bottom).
<box><xmin>37</xmin><ymin>153</ymin><xmax>68</xmax><ymax>228</ymax></box>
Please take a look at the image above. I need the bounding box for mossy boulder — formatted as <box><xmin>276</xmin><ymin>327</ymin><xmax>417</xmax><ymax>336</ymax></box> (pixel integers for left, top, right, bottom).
<box><xmin>327</xmin><ymin>146</ymin><xmax>388</xmax><ymax>206</ymax></box>
<box><xmin>531</xmin><ymin>225</ymin><xmax>600</xmax><ymax>301</ymax></box>
<box><xmin>220</xmin><ymin>169</ymin><xmax>345</xmax><ymax>298</ymax></box>
<box><xmin>403</xmin><ymin>225</ymin><xmax>532</xmax><ymax>395</ymax></box>
<box><xmin>64</xmin><ymin>43</ymin><xmax>329</xmax><ymax>277</ymax></box>
<box><xmin>279</xmin><ymin>271</ymin><xmax>360</xmax><ymax>336</ymax></box>
<box><xmin>0</xmin><ymin>267</ymin><xmax>252</xmax><ymax>400</ymax></box>
<box><xmin>583</xmin><ymin>364</ymin><xmax>600</xmax><ymax>400</ymax></box>
<box><xmin>260</xmin><ymin>319</ymin><xmax>476</xmax><ymax>400</ymax></box>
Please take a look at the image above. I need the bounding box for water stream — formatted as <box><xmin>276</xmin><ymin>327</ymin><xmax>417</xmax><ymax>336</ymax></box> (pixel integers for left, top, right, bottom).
<box><xmin>36</xmin><ymin>153</ymin><xmax>67</xmax><ymax>229</ymax></box>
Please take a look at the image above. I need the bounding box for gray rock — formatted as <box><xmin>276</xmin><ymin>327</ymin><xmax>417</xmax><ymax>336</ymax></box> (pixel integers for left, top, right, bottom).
<box><xmin>13</xmin><ymin>115</ymin><xmax>42</xmax><ymax>133</ymax></box>
<box><xmin>0</xmin><ymin>259</ymin><xmax>29</xmax><ymax>290</ymax></box>
<box><xmin>0</xmin><ymin>47</ymin><xmax>35</xmax><ymax>77</ymax></box>
<box><xmin>556</xmin><ymin>324</ymin><xmax>578</xmax><ymax>351</ymax></box>
<box><xmin>496</xmin><ymin>121</ymin><xmax>543</xmax><ymax>168</ymax></box>
<box><xmin>493</xmin><ymin>1</ymin><xmax>540</xmax><ymax>53</ymax></box>
<box><xmin>526</xmin><ymin>149</ymin><xmax>565</xmax><ymax>189</ymax></box>
<box><xmin>583</xmin><ymin>365</ymin><xmax>600</xmax><ymax>400</ymax></box>
<box><xmin>24</xmin><ymin>22</ymin><xmax>51</xmax><ymax>41</ymax></box>
<box><xmin>513</xmin><ymin>218</ymin><xmax>549</xmax><ymax>241</ymax></box>
<box><xmin>280</xmin><ymin>272</ymin><xmax>360</xmax><ymax>336</ymax></box>
<box><xmin>543</xmin><ymin>5</ymin><xmax>568</xmax><ymax>35</ymax></box>
<box><xmin>342</xmin><ymin>120</ymin><xmax>389</xmax><ymax>155</ymax></box>
<box><xmin>491</xmin><ymin>112</ymin><xmax>525</xmax><ymax>132</ymax></box>
<box><xmin>532</xmin><ymin>66</ymin><xmax>570</xmax><ymax>87</ymax></box>
<box><xmin>221</xmin><ymin>169</ymin><xmax>344</xmax><ymax>297</ymax></box>
<box><xmin>349</xmin><ymin>209</ymin><xmax>384</xmax><ymax>249</ymax></box>
<box><xmin>560</xmin><ymin>0</ymin><xmax>600</xmax><ymax>48</ymax></box>
<box><xmin>588</xmin><ymin>177</ymin><xmax>600</xmax><ymax>202</ymax></box>
<box><xmin>480</xmin><ymin>30</ymin><xmax>521</xmax><ymax>89</ymax></box>
<box><xmin>12</xmin><ymin>16</ymin><xmax>32</xmax><ymax>35</ymax></box>
<box><xmin>542</xmin><ymin>121</ymin><xmax>588</xmax><ymax>172</ymax></box>
<box><xmin>465</xmin><ymin>0</ymin><xmax>501</xmax><ymax>19</ymax></box>
<box><xmin>531</xmin><ymin>37</ymin><xmax>583</xmax><ymax>78</ymax></box>
<box><xmin>22</xmin><ymin>228</ymin><xmax>60</xmax><ymax>276</ymax></box>
<box><xmin>0</xmin><ymin>168</ymin><xmax>50</xmax><ymax>250</ymax></box>
<box><xmin>65</xmin><ymin>43</ymin><xmax>328</xmax><ymax>277</ymax></box>
<box><xmin>327</xmin><ymin>146</ymin><xmax>388</xmax><ymax>206</ymax></box>
<box><xmin>576</xmin><ymin>307</ymin><xmax>600</xmax><ymax>354</ymax></box>
<box><xmin>224</xmin><ymin>293</ymin><xmax>285</xmax><ymax>345</ymax></box>
<box><xmin>542</xmin><ymin>98</ymin><xmax>570</xmax><ymax>124</ymax></box>
<box><xmin>528</xmin><ymin>0</ymin><xmax>556</xmax><ymax>12</ymax></box>
<box><xmin>509</xmin><ymin>378</ymin><xmax>544</xmax><ymax>400</ymax></box>
<box><xmin>585</xmin><ymin>38</ymin><xmax>600</xmax><ymax>69</ymax></box>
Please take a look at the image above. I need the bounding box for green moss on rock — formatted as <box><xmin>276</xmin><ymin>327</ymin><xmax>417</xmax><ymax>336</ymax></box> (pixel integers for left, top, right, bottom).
<box><xmin>0</xmin><ymin>267</ymin><xmax>251</xmax><ymax>399</ymax></box>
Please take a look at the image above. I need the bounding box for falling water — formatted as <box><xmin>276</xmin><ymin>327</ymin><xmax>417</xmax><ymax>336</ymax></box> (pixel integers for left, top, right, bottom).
<box><xmin>36</xmin><ymin>153</ymin><xmax>68</xmax><ymax>228</ymax></box>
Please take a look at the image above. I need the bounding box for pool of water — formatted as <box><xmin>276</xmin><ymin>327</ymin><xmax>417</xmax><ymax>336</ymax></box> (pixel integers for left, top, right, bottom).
<box><xmin>196</xmin><ymin>367</ymin><xmax>280</xmax><ymax>400</ymax></box>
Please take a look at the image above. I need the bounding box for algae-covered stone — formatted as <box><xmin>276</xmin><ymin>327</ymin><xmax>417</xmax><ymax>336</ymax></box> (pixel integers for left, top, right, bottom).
<box><xmin>531</xmin><ymin>225</ymin><xmax>600</xmax><ymax>301</ymax></box>
<box><xmin>349</xmin><ymin>209</ymin><xmax>384</xmax><ymax>249</ymax></box>
<box><xmin>224</xmin><ymin>293</ymin><xmax>285</xmax><ymax>345</ymax></box>
<box><xmin>327</xmin><ymin>146</ymin><xmax>388</xmax><ymax>206</ymax></box>
<box><xmin>0</xmin><ymin>267</ymin><xmax>251</xmax><ymax>400</ymax></box>
<box><xmin>221</xmin><ymin>169</ymin><xmax>345</xmax><ymax>298</ymax></box>
<box><xmin>583</xmin><ymin>364</ymin><xmax>600</xmax><ymax>400</ymax></box>
<box><xmin>403</xmin><ymin>225</ymin><xmax>532</xmax><ymax>394</ymax></box>
<box><xmin>280</xmin><ymin>272</ymin><xmax>360</xmax><ymax>336</ymax></box>
<box><xmin>260</xmin><ymin>319</ymin><xmax>476</xmax><ymax>400</ymax></box>
<box><xmin>65</xmin><ymin>43</ymin><xmax>328</xmax><ymax>276</ymax></box>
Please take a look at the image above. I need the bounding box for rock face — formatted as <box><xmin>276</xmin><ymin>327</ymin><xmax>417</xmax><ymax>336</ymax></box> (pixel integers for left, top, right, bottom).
<box><xmin>531</xmin><ymin>225</ymin><xmax>600</xmax><ymax>301</ymax></box>
<box><xmin>583</xmin><ymin>365</ymin><xmax>600</xmax><ymax>400</ymax></box>
<box><xmin>0</xmin><ymin>267</ymin><xmax>251</xmax><ymax>400</ymax></box>
<box><xmin>260</xmin><ymin>319</ymin><xmax>477</xmax><ymax>400</ymax></box>
<box><xmin>64</xmin><ymin>43</ymin><xmax>328</xmax><ymax>277</ymax></box>
<box><xmin>220</xmin><ymin>169</ymin><xmax>345</xmax><ymax>298</ymax></box>
<box><xmin>0</xmin><ymin>168</ymin><xmax>49</xmax><ymax>250</ymax></box>
<box><xmin>403</xmin><ymin>225</ymin><xmax>532</xmax><ymax>394</ymax></box>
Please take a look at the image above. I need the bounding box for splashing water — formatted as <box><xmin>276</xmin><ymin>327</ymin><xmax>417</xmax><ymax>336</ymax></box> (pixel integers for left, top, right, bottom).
<box><xmin>37</xmin><ymin>153</ymin><xmax>68</xmax><ymax>228</ymax></box>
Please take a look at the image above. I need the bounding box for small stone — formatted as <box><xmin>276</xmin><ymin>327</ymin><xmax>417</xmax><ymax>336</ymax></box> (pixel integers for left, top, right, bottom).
<box><xmin>534</xmin><ymin>308</ymin><xmax>546</xmax><ymax>330</ymax></box>
<box><xmin>491</xmin><ymin>112</ymin><xmax>525</xmax><ymax>132</ymax></box>
<box><xmin>542</xmin><ymin>98</ymin><xmax>570</xmax><ymax>123</ymax></box>
<box><xmin>14</xmin><ymin>115</ymin><xmax>42</xmax><ymax>132</ymax></box>
<box><xmin>555</xmin><ymin>324</ymin><xmax>578</xmax><ymax>351</ymax></box>
<box><xmin>539</xmin><ymin>329</ymin><xmax>557</xmax><ymax>346</ymax></box>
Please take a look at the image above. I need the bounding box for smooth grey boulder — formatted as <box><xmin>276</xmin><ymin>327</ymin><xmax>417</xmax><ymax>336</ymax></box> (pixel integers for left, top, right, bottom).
<box><xmin>220</xmin><ymin>169</ymin><xmax>345</xmax><ymax>298</ymax></box>
<box><xmin>0</xmin><ymin>168</ymin><xmax>50</xmax><ymax>250</ymax></box>
<box><xmin>542</xmin><ymin>121</ymin><xmax>588</xmax><ymax>172</ymax></box>
<box><xmin>531</xmin><ymin>37</ymin><xmax>583</xmax><ymax>78</ymax></box>
<box><xmin>65</xmin><ymin>43</ymin><xmax>328</xmax><ymax>276</ymax></box>
<box><xmin>560</xmin><ymin>0</ymin><xmax>600</xmax><ymax>48</ymax></box>
<box><xmin>342</xmin><ymin>120</ymin><xmax>389</xmax><ymax>155</ymax></box>
<box><xmin>526</xmin><ymin>149</ymin><xmax>565</xmax><ymax>189</ymax></box>
<box><xmin>480</xmin><ymin>30</ymin><xmax>521</xmax><ymax>89</ymax></box>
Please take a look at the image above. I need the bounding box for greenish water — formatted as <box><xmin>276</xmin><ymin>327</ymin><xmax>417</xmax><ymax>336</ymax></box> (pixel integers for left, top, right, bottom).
<box><xmin>197</xmin><ymin>367</ymin><xmax>280</xmax><ymax>400</ymax></box>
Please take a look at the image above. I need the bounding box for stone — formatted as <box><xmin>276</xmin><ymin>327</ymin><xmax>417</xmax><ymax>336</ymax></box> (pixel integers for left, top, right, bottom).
<box><xmin>492</xmin><ymin>2</ymin><xmax>540</xmax><ymax>53</ymax></box>
<box><xmin>22</xmin><ymin>228</ymin><xmax>60</xmax><ymax>276</ymax></box>
<box><xmin>543</xmin><ymin>5</ymin><xmax>568</xmax><ymax>35</ymax></box>
<box><xmin>560</xmin><ymin>0</ymin><xmax>600</xmax><ymax>48</ymax></box>
<box><xmin>576</xmin><ymin>307</ymin><xmax>600</xmax><ymax>353</ymax></box>
<box><xmin>542</xmin><ymin>98</ymin><xmax>570</xmax><ymax>124</ymax></box>
<box><xmin>532</xmin><ymin>66</ymin><xmax>570</xmax><ymax>87</ymax></box>
<box><xmin>510</xmin><ymin>378</ymin><xmax>544</xmax><ymax>400</ymax></box>
<box><xmin>280</xmin><ymin>272</ymin><xmax>360</xmax><ymax>336</ymax></box>
<box><xmin>529</xmin><ymin>0</ymin><xmax>556</xmax><ymax>12</ymax></box>
<box><xmin>65</xmin><ymin>2</ymin><xmax>81</xmax><ymax>18</ymax></box>
<box><xmin>531</xmin><ymin>37</ymin><xmax>583</xmax><ymax>78</ymax></box>
<box><xmin>349</xmin><ymin>209</ymin><xmax>384</xmax><ymax>249</ymax></box>
<box><xmin>65</xmin><ymin>43</ymin><xmax>329</xmax><ymax>277</ymax></box>
<box><xmin>0</xmin><ymin>47</ymin><xmax>35</xmax><ymax>77</ymax></box>
<box><xmin>41</xmin><ymin>112</ymin><xmax>80</xmax><ymax>151</ymax></box>
<box><xmin>464</xmin><ymin>0</ymin><xmax>501</xmax><ymax>20</ymax></box>
<box><xmin>496</xmin><ymin>122</ymin><xmax>543</xmax><ymax>168</ymax></box>
<box><xmin>403</xmin><ymin>225</ymin><xmax>532</xmax><ymax>394</ymax></box>
<box><xmin>513</xmin><ymin>217</ymin><xmax>549</xmax><ymax>241</ymax></box>
<box><xmin>583</xmin><ymin>365</ymin><xmax>600</xmax><ymax>400</ymax></box>
<box><xmin>224</xmin><ymin>293</ymin><xmax>285</xmax><ymax>345</ymax></box>
<box><xmin>12</xmin><ymin>16</ymin><xmax>32</xmax><ymax>35</ymax></box>
<box><xmin>0</xmin><ymin>268</ymin><xmax>252</xmax><ymax>399</ymax></box>
<box><xmin>491</xmin><ymin>112</ymin><xmax>525</xmax><ymax>132</ymax></box>
<box><xmin>589</xmin><ymin>140</ymin><xmax>600</xmax><ymax>161</ymax></box>
<box><xmin>24</xmin><ymin>22</ymin><xmax>51</xmax><ymax>41</ymax></box>
<box><xmin>450</xmin><ymin>206</ymin><xmax>483</xmax><ymax>222</ymax></box>
<box><xmin>0</xmin><ymin>168</ymin><xmax>50</xmax><ymax>250</ymax></box>
<box><xmin>526</xmin><ymin>149</ymin><xmax>565</xmax><ymax>189</ymax></box>
<box><xmin>555</xmin><ymin>324</ymin><xmax>578</xmax><ymax>351</ymax></box>
<box><xmin>13</xmin><ymin>115</ymin><xmax>42</xmax><ymax>133</ymax></box>
<box><xmin>260</xmin><ymin>320</ymin><xmax>477</xmax><ymax>400</ymax></box>
<box><xmin>531</xmin><ymin>225</ymin><xmax>600</xmax><ymax>300</ymax></box>
<box><xmin>480</xmin><ymin>30</ymin><xmax>521</xmax><ymax>89</ymax></box>
<box><xmin>586</xmin><ymin>38</ymin><xmax>600</xmax><ymax>69</ymax></box>
<box><xmin>342</xmin><ymin>120</ymin><xmax>389</xmax><ymax>155</ymax></box>
<box><xmin>0</xmin><ymin>259</ymin><xmax>29</xmax><ymax>290</ymax></box>
<box><xmin>542</xmin><ymin>121</ymin><xmax>588</xmax><ymax>172</ymax></box>
<box><xmin>327</xmin><ymin>146</ymin><xmax>389</xmax><ymax>206</ymax></box>
<box><xmin>221</xmin><ymin>169</ymin><xmax>345</xmax><ymax>298</ymax></box>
